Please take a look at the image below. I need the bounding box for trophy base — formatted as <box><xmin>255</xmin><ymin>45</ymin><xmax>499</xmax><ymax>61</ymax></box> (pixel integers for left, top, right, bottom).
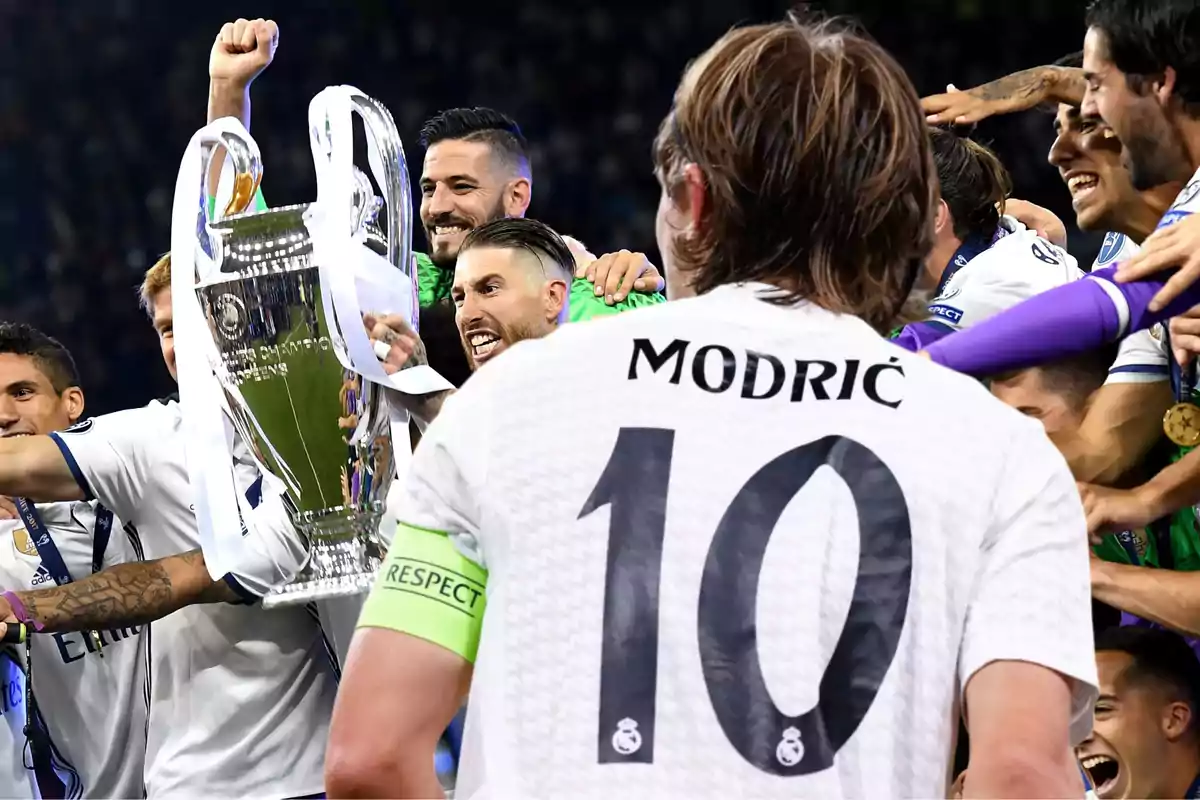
<box><xmin>262</xmin><ymin>505</ymin><xmax>385</xmax><ymax>609</ymax></box>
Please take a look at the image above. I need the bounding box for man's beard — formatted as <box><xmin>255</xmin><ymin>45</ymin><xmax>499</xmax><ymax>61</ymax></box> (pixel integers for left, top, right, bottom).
<box><xmin>1124</xmin><ymin>118</ymin><xmax>1191</xmax><ymax>192</ymax></box>
<box><xmin>424</xmin><ymin>196</ymin><xmax>510</xmax><ymax>269</ymax></box>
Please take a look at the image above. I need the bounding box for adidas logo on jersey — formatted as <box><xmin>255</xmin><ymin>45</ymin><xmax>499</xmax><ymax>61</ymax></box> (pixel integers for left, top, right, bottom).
<box><xmin>30</xmin><ymin>564</ymin><xmax>54</xmax><ymax>587</ymax></box>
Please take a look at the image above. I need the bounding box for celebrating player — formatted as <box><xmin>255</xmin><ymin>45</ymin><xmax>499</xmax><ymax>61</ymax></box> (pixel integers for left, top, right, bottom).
<box><xmin>0</xmin><ymin>22</ymin><xmax>339</xmax><ymax>797</ymax></box>
<box><xmin>891</xmin><ymin>126</ymin><xmax>1081</xmax><ymax>353</ymax></box>
<box><xmin>326</xmin><ymin>12</ymin><xmax>1097</xmax><ymax>799</ymax></box>
<box><xmin>414</xmin><ymin>108</ymin><xmax>665</xmax><ymax>386</ymax></box>
<box><xmin>370</xmin><ymin>217</ymin><xmax>580</xmax><ymax>431</ymax></box>
<box><xmin>1078</xmin><ymin>627</ymin><xmax>1200</xmax><ymax>798</ymax></box>
<box><xmin>922</xmin><ymin>0</ymin><xmax>1200</xmax><ymax>376</ymax></box>
<box><xmin>0</xmin><ymin>324</ymin><xmax>148</xmax><ymax>798</ymax></box>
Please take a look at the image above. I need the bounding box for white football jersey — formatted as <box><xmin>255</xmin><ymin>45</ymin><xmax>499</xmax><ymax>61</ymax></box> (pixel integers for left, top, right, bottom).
<box><xmin>46</xmin><ymin>399</ymin><xmax>338</xmax><ymax>798</ymax></box>
<box><xmin>926</xmin><ymin>218</ymin><xmax>1082</xmax><ymax>332</ymax></box>
<box><xmin>0</xmin><ymin>651</ymin><xmax>36</xmax><ymax>799</ymax></box>
<box><xmin>394</xmin><ymin>283</ymin><xmax>1099</xmax><ymax>799</ymax></box>
<box><xmin>1092</xmin><ymin>232</ymin><xmax>1170</xmax><ymax>385</ymax></box>
<box><xmin>0</xmin><ymin>501</ymin><xmax>147</xmax><ymax>798</ymax></box>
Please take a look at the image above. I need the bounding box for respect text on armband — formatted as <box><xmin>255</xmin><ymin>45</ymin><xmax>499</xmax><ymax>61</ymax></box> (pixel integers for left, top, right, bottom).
<box><xmin>382</xmin><ymin>559</ymin><xmax>485</xmax><ymax>617</ymax></box>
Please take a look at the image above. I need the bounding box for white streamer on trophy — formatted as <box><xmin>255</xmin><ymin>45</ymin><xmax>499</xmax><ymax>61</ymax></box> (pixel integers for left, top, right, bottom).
<box><xmin>304</xmin><ymin>85</ymin><xmax>449</xmax><ymax>396</ymax></box>
<box><xmin>169</xmin><ymin>117</ymin><xmax>265</xmax><ymax>580</ymax></box>
<box><xmin>304</xmin><ymin>85</ymin><xmax>452</xmax><ymax>502</ymax></box>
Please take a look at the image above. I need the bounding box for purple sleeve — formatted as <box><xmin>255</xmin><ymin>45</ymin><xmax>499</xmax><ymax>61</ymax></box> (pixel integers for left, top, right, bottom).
<box><xmin>924</xmin><ymin>265</ymin><xmax>1199</xmax><ymax>376</ymax></box>
<box><xmin>891</xmin><ymin>321</ymin><xmax>955</xmax><ymax>352</ymax></box>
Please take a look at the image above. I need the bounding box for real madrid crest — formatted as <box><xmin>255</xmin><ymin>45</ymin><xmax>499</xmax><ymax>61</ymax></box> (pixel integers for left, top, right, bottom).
<box><xmin>1164</xmin><ymin>402</ymin><xmax>1200</xmax><ymax>447</ymax></box>
<box><xmin>1151</xmin><ymin>323</ymin><xmax>1164</xmax><ymax>342</ymax></box>
<box><xmin>12</xmin><ymin>527</ymin><xmax>38</xmax><ymax>558</ymax></box>
<box><xmin>214</xmin><ymin>293</ymin><xmax>248</xmax><ymax>340</ymax></box>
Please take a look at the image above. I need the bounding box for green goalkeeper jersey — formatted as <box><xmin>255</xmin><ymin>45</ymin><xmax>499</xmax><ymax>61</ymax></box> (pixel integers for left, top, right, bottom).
<box><xmin>1092</xmin><ymin>444</ymin><xmax>1200</xmax><ymax>571</ymax></box>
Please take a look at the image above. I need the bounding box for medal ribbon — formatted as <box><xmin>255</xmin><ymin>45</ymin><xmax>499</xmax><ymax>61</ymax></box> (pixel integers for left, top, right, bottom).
<box><xmin>14</xmin><ymin>500</ymin><xmax>112</xmax><ymax>799</ymax></box>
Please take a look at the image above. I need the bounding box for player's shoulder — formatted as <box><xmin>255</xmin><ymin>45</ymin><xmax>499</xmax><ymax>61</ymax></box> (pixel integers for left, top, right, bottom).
<box><xmin>904</xmin><ymin>354</ymin><xmax>1058</xmax><ymax>458</ymax></box>
<box><xmin>55</xmin><ymin>398</ymin><xmax>178</xmax><ymax>442</ymax></box>
<box><xmin>1163</xmin><ymin>168</ymin><xmax>1200</xmax><ymax>225</ymax></box>
<box><xmin>974</xmin><ymin>221</ymin><xmax>1080</xmax><ymax>279</ymax></box>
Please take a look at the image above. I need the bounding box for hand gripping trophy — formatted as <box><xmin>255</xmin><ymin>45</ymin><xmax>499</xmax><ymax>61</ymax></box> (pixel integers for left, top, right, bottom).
<box><xmin>169</xmin><ymin>87</ymin><xmax>451</xmax><ymax>608</ymax></box>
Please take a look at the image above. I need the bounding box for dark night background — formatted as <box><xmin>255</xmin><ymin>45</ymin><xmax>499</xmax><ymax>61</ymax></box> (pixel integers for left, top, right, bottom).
<box><xmin>0</xmin><ymin>0</ymin><xmax>1090</xmax><ymax>414</ymax></box>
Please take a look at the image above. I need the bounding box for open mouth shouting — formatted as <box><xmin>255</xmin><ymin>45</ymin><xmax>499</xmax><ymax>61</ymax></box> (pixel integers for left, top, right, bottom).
<box><xmin>1081</xmin><ymin>753</ymin><xmax>1121</xmax><ymax>797</ymax></box>
<box><xmin>463</xmin><ymin>328</ymin><xmax>504</xmax><ymax>365</ymax></box>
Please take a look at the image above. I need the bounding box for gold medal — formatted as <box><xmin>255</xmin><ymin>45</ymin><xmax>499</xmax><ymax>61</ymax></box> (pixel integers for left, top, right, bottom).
<box><xmin>1164</xmin><ymin>402</ymin><xmax>1200</xmax><ymax>447</ymax></box>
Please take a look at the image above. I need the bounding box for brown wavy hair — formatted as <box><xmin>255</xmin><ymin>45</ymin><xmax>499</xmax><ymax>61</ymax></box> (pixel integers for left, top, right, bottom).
<box><xmin>929</xmin><ymin>127</ymin><xmax>1012</xmax><ymax>241</ymax></box>
<box><xmin>653</xmin><ymin>11</ymin><xmax>937</xmax><ymax>332</ymax></box>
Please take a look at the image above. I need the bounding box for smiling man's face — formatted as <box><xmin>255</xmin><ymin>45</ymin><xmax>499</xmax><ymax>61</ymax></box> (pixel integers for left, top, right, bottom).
<box><xmin>1048</xmin><ymin>104</ymin><xmax>1134</xmax><ymax>232</ymax></box>
<box><xmin>1078</xmin><ymin>649</ymin><xmax>1188</xmax><ymax>799</ymax></box>
<box><xmin>0</xmin><ymin>353</ymin><xmax>82</xmax><ymax>438</ymax></box>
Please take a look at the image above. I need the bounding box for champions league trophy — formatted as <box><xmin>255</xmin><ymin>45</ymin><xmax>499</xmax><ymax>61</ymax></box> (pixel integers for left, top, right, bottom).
<box><xmin>171</xmin><ymin>89</ymin><xmax>449</xmax><ymax>609</ymax></box>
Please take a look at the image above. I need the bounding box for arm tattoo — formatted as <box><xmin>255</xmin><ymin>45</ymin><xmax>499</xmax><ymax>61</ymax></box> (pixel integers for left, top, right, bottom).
<box><xmin>405</xmin><ymin>334</ymin><xmax>429</xmax><ymax>370</ymax></box>
<box><xmin>974</xmin><ymin>66</ymin><xmax>1086</xmax><ymax>108</ymax></box>
<box><xmin>414</xmin><ymin>389</ymin><xmax>452</xmax><ymax>427</ymax></box>
<box><xmin>16</xmin><ymin>548</ymin><xmax>236</xmax><ymax>632</ymax></box>
<box><xmin>975</xmin><ymin>67</ymin><xmax>1053</xmax><ymax>103</ymax></box>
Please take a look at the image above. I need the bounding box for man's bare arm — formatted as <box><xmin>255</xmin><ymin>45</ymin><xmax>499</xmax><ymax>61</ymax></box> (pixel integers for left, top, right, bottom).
<box><xmin>1092</xmin><ymin>559</ymin><xmax>1200</xmax><ymax>637</ymax></box>
<box><xmin>1052</xmin><ymin>381</ymin><xmax>1173</xmax><ymax>484</ymax></box>
<box><xmin>326</xmin><ymin>628</ymin><xmax>470</xmax><ymax>798</ymax></box>
<box><xmin>206</xmin><ymin>18</ymin><xmax>277</xmax><ymax>197</ymax></box>
<box><xmin>0</xmin><ymin>435</ymin><xmax>85</xmax><ymax>502</ymax></box>
<box><xmin>12</xmin><ymin>548</ymin><xmax>238</xmax><ymax>632</ymax></box>
<box><xmin>962</xmin><ymin>661</ymin><xmax>1083</xmax><ymax>798</ymax></box>
<box><xmin>922</xmin><ymin>66</ymin><xmax>1086</xmax><ymax>125</ymax></box>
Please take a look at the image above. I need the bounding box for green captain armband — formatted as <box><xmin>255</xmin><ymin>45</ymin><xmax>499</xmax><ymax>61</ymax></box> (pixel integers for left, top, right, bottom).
<box><xmin>358</xmin><ymin>523</ymin><xmax>488</xmax><ymax>662</ymax></box>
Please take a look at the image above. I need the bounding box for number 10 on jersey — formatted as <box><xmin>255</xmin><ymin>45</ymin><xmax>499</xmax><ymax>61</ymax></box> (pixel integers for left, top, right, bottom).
<box><xmin>579</xmin><ymin>427</ymin><xmax>914</xmax><ymax>777</ymax></box>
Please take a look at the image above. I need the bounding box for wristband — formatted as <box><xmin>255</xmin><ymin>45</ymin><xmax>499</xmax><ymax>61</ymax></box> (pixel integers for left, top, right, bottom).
<box><xmin>0</xmin><ymin>623</ymin><xmax>27</xmax><ymax>644</ymax></box>
<box><xmin>4</xmin><ymin>591</ymin><xmax>44</xmax><ymax>633</ymax></box>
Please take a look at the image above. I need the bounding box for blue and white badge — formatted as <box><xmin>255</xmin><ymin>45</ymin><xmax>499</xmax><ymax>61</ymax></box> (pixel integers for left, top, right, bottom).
<box><xmin>1096</xmin><ymin>232</ymin><xmax>1128</xmax><ymax>267</ymax></box>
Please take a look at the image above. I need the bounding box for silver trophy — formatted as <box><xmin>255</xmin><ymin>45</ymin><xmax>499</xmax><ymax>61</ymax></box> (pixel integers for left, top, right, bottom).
<box><xmin>191</xmin><ymin>94</ymin><xmax>415</xmax><ymax>608</ymax></box>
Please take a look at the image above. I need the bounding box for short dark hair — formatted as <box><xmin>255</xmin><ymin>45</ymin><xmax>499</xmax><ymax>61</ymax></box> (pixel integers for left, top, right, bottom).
<box><xmin>992</xmin><ymin>343</ymin><xmax>1119</xmax><ymax>410</ymax></box>
<box><xmin>1055</xmin><ymin>51</ymin><xmax>1084</xmax><ymax>69</ymax></box>
<box><xmin>1098</xmin><ymin>626</ymin><xmax>1200</xmax><ymax>727</ymax></box>
<box><xmin>653</xmin><ymin>11</ymin><xmax>936</xmax><ymax>333</ymax></box>
<box><xmin>1040</xmin><ymin>343</ymin><xmax>1120</xmax><ymax>406</ymax></box>
<box><xmin>418</xmin><ymin>107</ymin><xmax>530</xmax><ymax>175</ymax></box>
<box><xmin>458</xmin><ymin>218</ymin><xmax>575</xmax><ymax>278</ymax></box>
<box><xmin>1087</xmin><ymin>0</ymin><xmax>1200</xmax><ymax>114</ymax></box>
<box><xmin>0</xmin><ymin>323</ymin><xmax>81</xmax><ymax>393</ymax></box>
<box><xmin>930</xmin><ymin>127</ymin><xmax>1012</xmax><ymax>241</ymax></box>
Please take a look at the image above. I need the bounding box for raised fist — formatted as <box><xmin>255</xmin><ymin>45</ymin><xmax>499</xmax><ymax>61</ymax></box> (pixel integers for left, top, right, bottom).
<box><xmin>210</xmin><ymin>18</ymin><xmax>279</xmax><ymax>87</ymax></box>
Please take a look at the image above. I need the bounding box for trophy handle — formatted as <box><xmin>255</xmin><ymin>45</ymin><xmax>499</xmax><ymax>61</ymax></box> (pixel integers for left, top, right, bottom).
<box><xmin>346</xmin><ymin>93</ymin><xmax>415</xmax><ymax>287</ymax></box>
<box><xmin>309</xmin><ymin>88</ymin><xmax>414</xmax><ymax>286</ymax></box>
<box><xmin>200</xmin><ymin>124</ymin><xmax>264</xmax><ymax>222</ymax></box>
<box><xmin>351</xmin><ymin>167</ymin><xmax>384</xmax><ymax>234</ymax></box>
